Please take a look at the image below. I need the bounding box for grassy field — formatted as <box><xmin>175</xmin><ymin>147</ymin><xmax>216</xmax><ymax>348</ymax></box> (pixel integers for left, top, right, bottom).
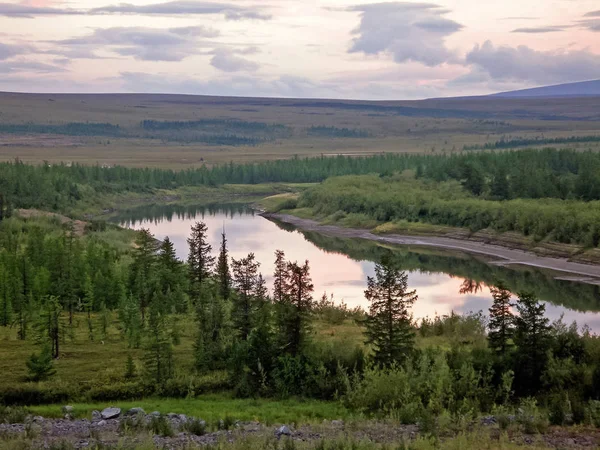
<box><xmin>1</xmin><ymin>92</ymin><xmax>599</xmax><ymax>168</ymax></box>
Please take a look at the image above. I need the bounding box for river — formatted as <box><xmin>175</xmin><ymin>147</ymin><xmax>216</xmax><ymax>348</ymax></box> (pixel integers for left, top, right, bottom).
<box><xmin>116</xmin><ymin>203</ymin><xmax>600</xmax><ymax>331</ymax></box>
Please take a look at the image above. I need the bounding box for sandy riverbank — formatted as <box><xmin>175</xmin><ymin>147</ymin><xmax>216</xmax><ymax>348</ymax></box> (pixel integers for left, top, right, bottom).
<box><xmin>263</xmin><ymin>213</ymin><xmax>600</xmax><ymax>283</ymax></box>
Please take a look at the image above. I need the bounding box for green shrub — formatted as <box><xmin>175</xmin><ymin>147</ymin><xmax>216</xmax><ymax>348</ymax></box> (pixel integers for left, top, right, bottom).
<box><xmin>87</xmin><ymin>382</ymin><xmax>148</xmax><ymax>402</ymax></box>
<box><xmin>147</xmin><ymin>415</ymin><xmax>174</xmax><ymax>437</ymax></box>
<box><xmin>0</xmin><ymin>406</ymin><xmax>29</xmax><ymax>424</ymax></box>
<box><xmin>183</xmin><ymin>418</ymin><xmax>207</xmax><ymax>436</ymax></box>
<box><xmin>0</xmin><ymin>383</ymin><xmax>76</xmax><ymax>406</ymax></box>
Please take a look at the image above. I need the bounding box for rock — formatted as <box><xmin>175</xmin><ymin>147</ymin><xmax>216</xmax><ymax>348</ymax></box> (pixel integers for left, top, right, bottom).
<box><xmin>64</xmin><ymin>414</ymin><xmax>74</xmax><ymax>421</ymax></box>
<box><xmin>33</xmin><ymin>416</ymin><xmax>44</xmax><ymax>424</ymax></box>
<box><xmin>125</xmin><ymin>407</ymin><xmax>146</xmax><ymax>416</ymax></box>
<box><xmin>331</xmin><ymin>419</ymin><xmax>344</xmax><ymax>427</ymax></box>
<box><xmin>101</xmin><ymin>407</ymin><xmax>121</xmax><ymax>420</ymax></box>
<box><xmin>167</xmin><ymin>413</ymin><xmax>179</xmax><ymax>419</ymax></box>
<box><xmin>150</xmin><ymin>411</ymin><xmax>161</xmax><ymax>417</ymax></box>
<box><xmin>97</xmin><ymin>420</ymin><xmax>107</xmax><ymax>427</ymax></box>
<box><xmin>178</xmin><ymin>414</ymin><xmax>188</xmax><ymax>423</ymax></box>
<box><xmin>481</xmin><ymin>416</ymin><xmax>497</xmax><ymax>426</ymax></box>
<box><xmin>91</xmin><ymin>411</ymin><xmax>102</xmax><ymax>422</ymax></box>
<box><xmin>62</xmin><ymin>406</ymin><xmax>74</xmax><ymax>414</ymax></box>
<box><xmin>276</xmin><ymin>425</ymin><xmax>292</xmax><ymax>437</ymax></box>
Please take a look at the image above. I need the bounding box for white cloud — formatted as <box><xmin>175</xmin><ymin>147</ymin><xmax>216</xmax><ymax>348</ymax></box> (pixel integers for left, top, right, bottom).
<box><xmin>347</xmin><ymin>2</ymin><xmax>463</xmax><ymax>67</ymax></box>
<box><xmin>464</xmin><ymin>40</ymin><xmax>600</xmax><ymax>84</ymax></box>
<box><xmin>210</xmin><ymin>48</ymin><xmax>259</xmax><ymax>72</ymax></box>
<box><xmin>54</xmin><ymin>26</ymin><xmax>217</xmax><ymax>62</ymax></box>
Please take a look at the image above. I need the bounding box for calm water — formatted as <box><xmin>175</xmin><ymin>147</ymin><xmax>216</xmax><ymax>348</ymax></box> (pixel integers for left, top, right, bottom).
<box><xmin>116</xmin><ymin>204</ymin><xmax>600</xmax><ymax>331</ymax></box>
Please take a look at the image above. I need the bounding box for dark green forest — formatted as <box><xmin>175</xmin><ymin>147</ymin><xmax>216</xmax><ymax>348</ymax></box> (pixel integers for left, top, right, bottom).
<box><xmin>4</xmin><ymin>148</ymin><xmax>600</xmax><ymax>213</ymax></box>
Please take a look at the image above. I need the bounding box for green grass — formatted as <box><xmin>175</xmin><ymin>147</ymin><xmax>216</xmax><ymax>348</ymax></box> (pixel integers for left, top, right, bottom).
<box><xmin>29</xmin><ymin>393</ymin><xmax>351</xmax><ymax>425</ymax></box>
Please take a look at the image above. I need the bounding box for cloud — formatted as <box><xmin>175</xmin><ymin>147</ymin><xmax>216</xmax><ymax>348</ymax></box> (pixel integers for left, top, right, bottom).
<box><xmin>584</xmin><ymin>10</ymin><xmax>600</xmax><ymax>18</ymax></box>
<box><xmin>0</xmin><ymin>3</ymin><xmax>80</xmax><ymax>18</ymax></box>
<box><xmin>464</xmin><ymin>40</ymin><xmax>600</xmax><ymax>84</ymax></box>
<box><xmin>0</xmin><ymin>60</ymin><xmax>67</xmax><ymax>73</ymax></box>
<box><xmin>210</xmin><ymin>48</ymin><xmax>259</xmax><ymax>72</ymax></box>
<box><xmin>0</xmin><ymin>1</ymin><xmax>270</xmax><ymax>19</ymax></box>
<box><xmin>89</xmin><ymin>1</ymin><xmax>271</xmax><ymax>20</ymax></box>
<box><xmin>54</xmin><ymin>26</ymin><xmax>216</xmax><ymax>62</ymax></box>
<box><xmin>579</xmin><ymin>19</ymin><xmax>600</xmax><ymax>32</ymax></box>
<box><xmin>347</xmin><ymin>2</ymin><xmax>463</xmax><ymax>67</ymax></box>
<box><xmin>0</xmin><ymin>43</ymin><xmax>22</xmax><ymax>60</ymax></box>
<box><xmin>169</xmin><ymin>26</ymin><xmax>219</xmax><ymax>38</ymax></box>
<box><xmin>512</xmin><ymin>26</ymin><xmax>567</xmax><ymax>33</ymax></box>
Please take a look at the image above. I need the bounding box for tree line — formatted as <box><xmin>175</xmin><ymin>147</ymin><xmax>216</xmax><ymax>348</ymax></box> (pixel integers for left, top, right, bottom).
<box><xmin>4</xmin><ymin>148</ymin><xmax>600</xmax><ymax>213</ymax></box>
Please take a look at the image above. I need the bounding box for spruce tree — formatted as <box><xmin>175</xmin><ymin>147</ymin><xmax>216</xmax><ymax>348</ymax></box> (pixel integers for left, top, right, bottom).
<box><xmin>144</xmin><ymin>303</ymin><xmax>174</xmax><ymax>386</ymax></box>
<box><xmin>280</xmin><ymin>260</ymin><xmax>314</xmax><ymax>356</ymax></box>
<box><xmin>187</xmin><ymin>222</ymin><xmax>215</xmax><ymax>297</ymax></box>
<box><xmin>193</xmin><ymin>284</ymin><xmax>227</xmax><ymax>371</ymax></box>
<box><xmin>216</xmin><ymin>229</ymin><xmax>231</xmax><ymax>300</ymax></box>
<box><xmin>130</xmin><ymin>228</ymin><xmax>158</xmax><ymax>320</ymax></box>
<box><xmin>157</xmin><ymin>236</ymin><xmax>186</xmax><ymax>313</ymax></box>
<box><xmin>364</xmin><ymin>260</ymin><xmax>417</xmax><ymax>367</ymax></box>
<box><xmin>513</xmin><ymin>292</ymin><xmax>551</xmax><ymax>395</ymax></box>
<box><xmin>231</xmin><ymin>253</ymin><xmax>260</xmax><ymax>340</ymax></box>
<box><xmin>273</xmin><ymin>250</ymin><xmax>287</xmax><ymax>303</ymax></box>
<box><xmin>488</xmin><ymin>283</ymin><xmax>515</xmax><ymax>356</ymax></box>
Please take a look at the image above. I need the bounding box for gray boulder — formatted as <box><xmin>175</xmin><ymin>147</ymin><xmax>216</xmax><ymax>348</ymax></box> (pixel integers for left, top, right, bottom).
<box><xmin>62</xmin><ymin>406</ymin><xmax>74</xmax><ymax>414</ymax></box>
<box><xmin>125</xmin><ymin>407</ymin><xmax>146</xmax><ymax>416</ymax></box>
<box><xmin>101</xmin><ymin>407</ymin><xmax>121</xmax><ymax>420</ymax></box>
<box><xmin>276</xmin><ymin>425</ymin><xmax>292</xmax><ymax>437</ymax></box>
<box><xmin>331</xmin><ymin>419</ymin><xmax>344</xmax><ymax>427</ymax></box>
<box><xmin>91</xmin><ymin>411</ymin><xmax>102</xmax><ymax>422</ymax></box>
<box><xmin>150</xmin><ymin>411</ymin><xmax>161</xmax><ymax>417</ymax></box>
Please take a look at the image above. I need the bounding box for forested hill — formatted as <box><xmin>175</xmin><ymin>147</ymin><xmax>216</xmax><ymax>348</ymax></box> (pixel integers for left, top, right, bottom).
<box><xmin>3</xmin><ymin>149</ymin><xmax>600</xmax><ymax>214</ymax></box>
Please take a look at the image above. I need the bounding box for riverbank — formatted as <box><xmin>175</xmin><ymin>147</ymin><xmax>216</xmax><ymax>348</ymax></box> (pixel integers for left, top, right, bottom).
<box><xmin>263</xmin><ymin>213</ymin><xmax>600</xmax><ymax>282</ymax></box>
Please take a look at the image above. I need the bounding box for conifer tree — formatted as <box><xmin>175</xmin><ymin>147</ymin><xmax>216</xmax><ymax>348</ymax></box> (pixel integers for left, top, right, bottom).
<box><xmin>488</xmin><ymin>283</ymin><xmax>515</xmax><ymax>356</ymax></box>
<box><xmin>193</xmin><ymin>284</ymin><xmax>227</xmax><ymax>371</ymax></box>
<box><xmin>130</xmin><ymin>228</ymin><xmax>158</xmax><ymax>320</ymax></box>
<box><xmin>279</xmin><ymin>260</ymin><xmax>314</xmax><ymax>356</ymax></box>
<box><xmin>187</xmin><ymin>222</ymin><xmax>215</xmax><ymax>297</ymax></box>
<box><xmin>513</xmin><ymin>292</ymin><xmax>551</xmax><ymax>395</ymax></box>
<box><xmin>144</xmin><ymin>303</ymin><xmax>174</xmax><ymax>385</ymax></box>
<box><xmin>157</xmin><ymin>236</ymin><xmax>186</xmax><ymax>313</ymax></box>
<box><xmin>35</xmin><ymin>295</ymin><xmax>63</xmax><ymax>359</ymax></box>
<box><xmin>231</xmin><ymin>253</ymin><xmax>260</xmax><ymax>340</ymax></box>
<box><xmin>273</xmin><ymin>250</ymin><xmax>287</xmax><ymax>303</ymax></box>
<box><xmin>364</xmin><ymin>260</ymin><xmax>417</xmax><ymax>367</ymax></box>
<box><xmin>216</xmin><ymin>228</ymin><xmax>231</xmax><ymax>300</ymax></box>
<box><xmin>26</xmin><ymin>344</ymin><xmax>56</xmax><ymax>381</ymax></box>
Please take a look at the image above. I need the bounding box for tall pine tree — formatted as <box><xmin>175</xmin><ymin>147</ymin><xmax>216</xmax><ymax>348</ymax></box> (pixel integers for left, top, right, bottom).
<box><xmin>513</xmin><ymin>292</ymin><xmax>551</xmax><ymax>395</ymax></box>
<box><xmin>231</xmin><ymin>253</ymin><xmax>260</xmax><ymax>340</ymax></box>
<box><xmin>187</xmin><ymin>222</ymin><xmax>215</xmax><ymax>298</ymax></box>
<box><xmin>364</xmin><ymin>259</ymin><xmax>417</xmax><ymax>367</ymax></box>
<box><xmin>488</xmin><ymin>283</ymin><xmax>515</xmax><ymax>356</ymax></box>
<box><xmin>279</xmin><ymin>260</ymin><xmax>314</xmax><ymax>356</ymax></box>
<box><xmin>216</xmin><ymin>228</ymin><xmax>231</xmax><ymax>300</ymax></box>
<box><xmin>273</xmin><ymin>250</ymin><xmax>287</xmax><ymax>303</ymax></box>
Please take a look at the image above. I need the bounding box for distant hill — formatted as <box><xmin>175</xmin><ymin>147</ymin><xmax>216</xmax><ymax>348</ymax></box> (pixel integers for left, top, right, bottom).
<box><xmin>491</xmin><ymin>80</ymin><xmax>600</xmax><ymax>98</ymax></box>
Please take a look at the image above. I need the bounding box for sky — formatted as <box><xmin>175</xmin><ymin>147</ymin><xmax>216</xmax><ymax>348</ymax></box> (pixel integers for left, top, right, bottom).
<box><xmin>0</xmin><ymin>0</ymin><xmax>599</xmax><ymax>99</ymax></box>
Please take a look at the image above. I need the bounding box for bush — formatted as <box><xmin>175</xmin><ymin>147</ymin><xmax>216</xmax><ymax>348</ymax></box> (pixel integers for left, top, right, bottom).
<box><xmin>0</xmin><ymin>383</ymin><xmax>76</xmax><ymax>406</ymax></box>
<box><xmin>183</xmin><ymin>418</ymin><xmax>207</xmax><ymax>435</ymax></box>
<box><xmin>26</xmin><ymin>346</ymin><xmax>56</xmax><ymax>382</ymax></box>
<box><xmin>516</xmin><ymin>398</ymin><xmax>548</xmax><ymax>434</ymax></box>
<box><xmin>148</xmin><ymin>415</ymin><xmax>174</xmax><ymax>437</ymax></box>
<box><xmin>0</xmin><ymin>405</ymin><xmax>29</xmax><ymax>424</ymax></box>
<box><xmin>87</xmin><ymin>382</ymin><xmax>149</xmax><ymax>402</ymax></box>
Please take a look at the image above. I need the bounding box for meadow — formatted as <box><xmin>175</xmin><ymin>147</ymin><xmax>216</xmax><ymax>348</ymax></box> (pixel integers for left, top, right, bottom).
<box><xmin>1</xmin><ymin>92</ymin><xmax>600</xmax><ymax>168</ymax></box>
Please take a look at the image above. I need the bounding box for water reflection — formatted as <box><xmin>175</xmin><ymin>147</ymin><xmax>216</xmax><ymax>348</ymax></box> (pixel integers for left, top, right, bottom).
<box><xmin>115</xmin><ymin>204</ymin><xmax>600</xmax><ymax>331</ymax></box>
